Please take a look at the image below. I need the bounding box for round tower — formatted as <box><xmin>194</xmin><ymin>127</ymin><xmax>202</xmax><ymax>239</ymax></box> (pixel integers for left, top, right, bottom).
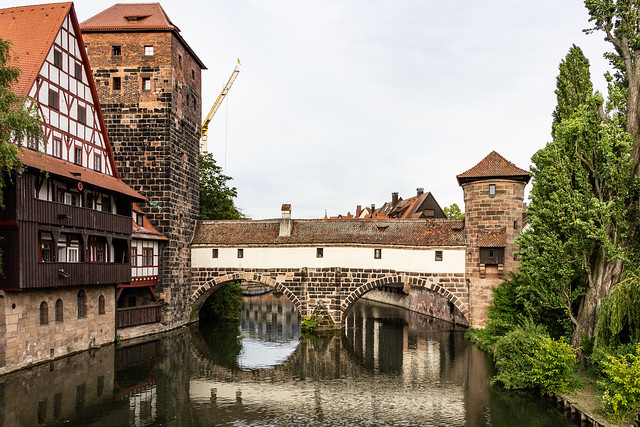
<box><xmin>457</xmin><ymin>151</ymin><xmax>530</xmax><ymax>328</ymax></box>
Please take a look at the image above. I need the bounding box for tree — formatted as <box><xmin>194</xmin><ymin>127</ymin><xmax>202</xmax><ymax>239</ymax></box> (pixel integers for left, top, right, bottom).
<box><xmin>514</xmin><ymin>45</ymin><xmax>637</xmax><ymax>346</ymax></box>
<box><xmin>0</xmin><ymin>38</ymin><xmax>43</xmax><ymax>273</ymax></box>
<box><xmin>443</xmin><ymin>203</ymin><xmax>464</xmax><ymax>219</ymax></box>
<box><xmin>199</xmin><ymin>152</ymin><xmax>243</xmax><ymax>220</ymax></box>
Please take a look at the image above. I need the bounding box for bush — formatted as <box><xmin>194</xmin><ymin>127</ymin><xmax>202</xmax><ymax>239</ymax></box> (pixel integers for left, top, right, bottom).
<box><xmin>492</xmin><ymin>322</ymin><xmax>579</xmax><ymax>394</ymax></box>
<box><xmin>301</xmin><ymin>315</ymin><xmax>320</xmax><ymax>332</ymax></box>
<box><xmin>599</xmin><ymin>343</ymin><xmax>640</xmax><ymax>423</ymax></box>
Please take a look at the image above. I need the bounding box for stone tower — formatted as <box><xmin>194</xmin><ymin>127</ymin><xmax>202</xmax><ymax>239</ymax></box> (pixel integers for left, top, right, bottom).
<box><xmin>81</xmin><ymin>4</ymin><xmax>206</xmax><ymax>326</ymax></box>
<box><xmin>457</xmin><ymin>151</ymin><xmax>530</xmax><ymax>327</ymax></box>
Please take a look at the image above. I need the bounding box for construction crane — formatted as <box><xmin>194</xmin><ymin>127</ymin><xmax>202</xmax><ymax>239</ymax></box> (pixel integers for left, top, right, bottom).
<box><xmin>200</xmin><ymin>59</ymin><xmax>241</xmax><ymax>153</ymax></box>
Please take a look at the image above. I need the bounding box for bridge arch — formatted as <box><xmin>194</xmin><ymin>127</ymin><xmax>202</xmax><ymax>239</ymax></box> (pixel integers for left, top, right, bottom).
<box><xmin>190</xmin><ymin>273</ymin><xmax>303</xmax><ymax>315</ymax></box>
<box><xmin>340</xmin><ymin>274</ymin><xmax>469</xmax><ymax>324</ymax></box>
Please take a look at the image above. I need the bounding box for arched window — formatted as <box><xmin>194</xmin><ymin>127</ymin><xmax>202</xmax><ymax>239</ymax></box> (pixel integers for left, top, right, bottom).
<box><xmin>40</xmin><ymin>301</ymin><xmax>48</xmax><ymax>325</ymax></box>
<box><xmin>55</xmin><ymin>299</ymin><xmax>63</xmax><ymax>322</ymax></box>
<box><xmin>98</xmin><ymin>295</ymin><xmax>105</xmax><ymax>315</ymax></box>
<box><xmin>77</xmin><ymin>290</ymin><xmax>86</xmax><ymax>319</ymax></box>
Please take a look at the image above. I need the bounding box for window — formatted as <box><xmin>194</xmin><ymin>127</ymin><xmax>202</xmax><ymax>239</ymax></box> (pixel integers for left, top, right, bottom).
<box><xmin>98</xmin><ymin>295</ymin><xmax>105</xmax><ymax>315</ymax></box>
<box><xmin>95</xmin><ymin>244</ymin><xmax>105</xmax><ymax>263</ymax></box>
<box><xmin>61</xmin><ymin>191</ymin><xmax>78</xmax><ymax>206</ymax></box>
<box><xmin>489</xmin><ymin>184</ymin><xmax>496</xmax><ymax>196</ymax></box>
<box><xmin>77</xmin><ymin>105</ymin><xmax>86</xmax><ymax>124</ymax></box>
<box><xmin>55</xmin><ymin>299</ymin><xmax>63</xmax><ymax>322</ymax></box>
<box><xmin>142</xmin><ymin>77</ymin><xmax>151</xmax><ymax>91</ymax></box>
<box><xmin>67</xmin><ymin>247</ymin><xmax>79</xmax><ymax>263</ymax></box>
<box><xmin>192</xmin><ymin>69</ymin><xmax>195</xmax><ymax>80</ymax></box>
<box><xmin>316</xmin><ymin>248</ymin><xmax>323</xmax><ymax>258</ymax></box>
<box><xmin>131</xmin><ymin>247</ymin><xmax>137</xmax><ymax>266</ymax></box>
<box><xmin>40</xmin><ymin>301</ymin><xmax>48</xmax><ymax>325</ymax></box>
<box><xmin>144</xmin><ymin>45</ymin><xmax>154</xmax><ymax>56</ymax></box>
<box><xmin>53</xmin><ymin>49</ymin><xmax>62</xmax><ymax>68</ymax></box>
<box><xmin>178</xmin><ymin>54</ymin><xmax>182</xmax><ymax>68</ymax></box>
<box><xmin>514</xmin><ymin>220</ymin><xmax>518</xmax><ymax>230</ymax></box>
<box><xmin>53</xmin><ymin>138</ymin><xmax>62</xmax><ymax>158</ymax></box>
<box><xmin>435</xmin><ymin>250</ymin><xmax>443</xmax><ymax>261</ymax></box>
<box><xmin>102</xmin><ymin>195</ymin><xmax>111</xmax><ymax>213</ymax></box>
<box><xmin>136</xmin><ymin>213</ymin><xmax>143</xmax><ymax>226</ymax></box>
<box><xmin>489</xmin><ymin>249</ymin><xmax>495</xmax><ymax>258</ymax></box>
<box><xmin>113</xmin><ymin>76</ymin><xmax>121</xmax><ymax>91</ymax></box>
<box><xmin>48</xmin><ymin>89</ymin><xmax>59</xmax><ymax>110</ymax></box>
<box><xmin>374</xmin><ymin>248</ymin><xmax>382</xmax><ymax>259</ymax></box>
<box><xmin>94</xmin><ymin>155</ymin><xmax>101</xmax><ymax>172</ymax></box>
<box><xmin>237</xmin><ymin>248</ymin><xmax>244</xmax><ymax>258</ymax></box>
<box><xmin>27</xmin><ymin>134</ymin><xmax>38</xmax><ymax>150</ymax></box>
<box><xmin>74</xmin><ymin>147</ymin><xmax>82</xmax><ymax>165</ymax></box>
<box><xmin>142</xmin><ymin>247</ymin><xmax>153</xmax><ymax>266</ymax></box>
<box><xmin>77</xmin><ymin>290</ymin><xmax>86</xmax><ymax>318</ymax></box>
<box><xmin>41</xmin><ymin>241</ymin><xmax>52</xmax><ymax>262</ymax></box>
<box><xmin>112</xmin><ymin>45</ymin><xmax>121</xmax><ymax>56</ymax></box>
<box><xmin>212</xmin><ymin>248</ymin><xmax>218</xmax><ymax>258</ymax></box>
<box><xmin>74</xmin><ymin>62</ymin><xmax>82</xmax><ymax>81</ymax></box>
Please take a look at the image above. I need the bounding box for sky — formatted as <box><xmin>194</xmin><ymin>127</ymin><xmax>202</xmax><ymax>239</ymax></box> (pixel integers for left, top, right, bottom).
<box><xmin>6</xmin><ymin>0</ymin><xmax>615</xmax><ymax>219</ymax></box>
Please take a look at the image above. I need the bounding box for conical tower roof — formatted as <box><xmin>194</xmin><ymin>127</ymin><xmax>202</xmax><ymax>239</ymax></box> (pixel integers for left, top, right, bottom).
<box><xmin>457</xmin><ymin>151</ymin><xmax>530</xmax><ymax>185</ymax></box>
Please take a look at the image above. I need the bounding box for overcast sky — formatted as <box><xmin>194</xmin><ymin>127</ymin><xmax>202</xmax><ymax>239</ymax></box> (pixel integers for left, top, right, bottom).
<box><xmin>7</xmin><ymin>1</ymin><xmax>615</xmax><ymax>219</ymax></box>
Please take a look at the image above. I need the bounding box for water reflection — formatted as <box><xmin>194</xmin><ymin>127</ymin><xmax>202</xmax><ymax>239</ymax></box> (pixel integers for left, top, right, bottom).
<box><xmin>0</xmin><ymin>294</ymin><xmax>576</xmax><ymax>426</ymax></box>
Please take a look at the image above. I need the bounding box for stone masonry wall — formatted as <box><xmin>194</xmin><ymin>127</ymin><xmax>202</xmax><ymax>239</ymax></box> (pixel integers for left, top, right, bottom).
<box><xmin>462</xmin><ymin>178</ymin><xmax>526</xmax><ymax>327</ymax></box>
<box><xmin>190</xmin><ymin>267</ymin><xmax>469</xmax><ymax>327</ymax></box>
<box><xmin>0</xmin><ymin>286</ymin><xmax>116</xmax><ymax>374</ymax></box>
<box><xmin>83</xmin><ymin>31</ymin><xmax>202</xmax><ymax>326</ymax></box>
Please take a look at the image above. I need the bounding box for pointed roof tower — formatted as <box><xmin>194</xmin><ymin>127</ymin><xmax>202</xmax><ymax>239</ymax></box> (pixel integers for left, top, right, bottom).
<box><xmin>456</xmin><ymin>151</ymin><xmax>530</xmax><ymax>185</ymax></box>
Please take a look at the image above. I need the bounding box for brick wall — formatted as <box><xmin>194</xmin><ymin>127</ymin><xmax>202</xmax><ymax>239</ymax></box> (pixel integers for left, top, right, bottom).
<box><xmin>83</xmin><ymin>31</ymin><xmax>202</xmax><ymax>326</ymax></box>
<box><xmin>462</xmin><ymin>178</ymin><xmax>526</xmax><ymax>327</ymax></box>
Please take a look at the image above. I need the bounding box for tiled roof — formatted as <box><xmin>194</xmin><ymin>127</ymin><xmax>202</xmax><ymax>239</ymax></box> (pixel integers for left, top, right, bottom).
<box><xmin>80</xmin><ymin>3</ymin><xmax>206</xmax><ymax>69</ymax></box>
<box><xmin>457</xmin><ymin>151</ymin><xmax>530</xmax><ymax>185</ymax></box>
<box><xmin>0</xmin><ymin>3</ymin><xmax>72</xmax><ymax>96</ymax></box>
<box><xmin>132</xmin><ymin>203</ymin><xmax>167</xmax><ymax>241</ymax></box>
<box><xmin>80</xmin><ymin>3</ymin><xmax>175</xmax><ymax>31</ymax></box>
<box><xmin>20</xmin><ymin>148</ymin><xmax>144</xmax><ymax>200</ymax></box>
<box><xmin>192</xmin><ymin>218</ymin><xmax>465</xmax><ymax>247</ymax></box>
<box><xmin>477</xmin><ymin>227</ymin><xmax>506</xmax><ymax>247</ymax></box>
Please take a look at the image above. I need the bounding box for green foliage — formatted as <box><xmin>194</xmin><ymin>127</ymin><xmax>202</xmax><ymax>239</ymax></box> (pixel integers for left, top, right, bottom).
<box><xmin>200</xmin><ymin>281</ymin><xmax>244</xmax><ymax>320</ymax></box>
<box><xmin>599</xmin><ymin>343</ymin><xmax>640</xmax><ymax>423</ymax></box>
<box><xmin>301</xmin><ymin>315</ymin><xmax>320</xmax><ymax>332</ymax></box>
<box><xmin>199</xmin><ymin>152</ymin><xmax>243</xmax><ymax>220</ymax></box>
<box><xmin>0</xmin><ymin>38</ymin><xmax>44</xmax><ymax>274</ymax></box>
<box><xmin>596</xmin><ymin>270</ymin><xmax>640</xmax><ymax>347</ymax></box>
<box><xmin>443</xmin><ymin>203</ymin><xmax>464</xmax><ymax>219</ymax></box>
<box><xmin>492</xmin><ymin>322</ymin><xmax>579</xmax><ymax>394</ymax></box>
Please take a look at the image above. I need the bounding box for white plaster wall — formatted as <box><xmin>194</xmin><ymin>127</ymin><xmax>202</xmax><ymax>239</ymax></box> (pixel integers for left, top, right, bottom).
<box><xmin>192</xmin><ymin>245</ymin><xmax>465</xmax><ymax>274</ymax></box>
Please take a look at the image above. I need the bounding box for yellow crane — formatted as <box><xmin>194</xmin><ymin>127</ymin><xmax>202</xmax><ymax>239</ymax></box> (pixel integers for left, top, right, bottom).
<box><xmin>201</xmin><ymin>59</ymin><xmax>241</xmax><ymax>153</ymax></box>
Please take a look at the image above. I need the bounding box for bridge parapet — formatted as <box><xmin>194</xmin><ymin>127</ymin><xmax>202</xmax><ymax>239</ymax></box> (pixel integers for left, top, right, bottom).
<box><xmin>191</xmin><ymin>267</ymin><xmax>469</xmax><ymax>327</ymax></box>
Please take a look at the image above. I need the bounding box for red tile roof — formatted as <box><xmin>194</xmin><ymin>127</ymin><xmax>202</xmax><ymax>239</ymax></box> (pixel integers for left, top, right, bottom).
<box><xmin>457</xmin><ymin>151</ymin><xmax>530</xmax><ymax>185</ymax></box>
<box><xmin>0</xmin><ymin>2</ymin><xmax>72</xmax><ymax>96</ymax></box>
<box><xmin>192</xmin><ymin>218</ymin><xmax>465</xmax><ymax>247</ymax></box>
<box><xmin>477</xmin><ymin>227</ymin><xmax>506</xmax><ymax>247</ymax></box>
<box><xmin>20</xmin><ymin>148</ymin><xmax>144</xmax><ymax>200</ymax></box>
<box><xmin>80</xmin><ymin>3</ymin><xmax>206</xmax><ymax>69</ymax></box>
<box><xmin>132</xmin><ymin>204</ymin><xmax>167</xmax><ymax>241</ymax></box>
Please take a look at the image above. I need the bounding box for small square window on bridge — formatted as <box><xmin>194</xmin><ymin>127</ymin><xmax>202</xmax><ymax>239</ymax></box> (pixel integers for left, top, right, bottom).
<box><xmin>212</xmin><ymin>248</ymin><xmax>218</xmax><ymax>258</ymax></box>
<box><xmin>316</xmin><ymin>248</ymin><xmax>323</xmax><ymax>258</ymax></box>
<box><xmin>374</xmin><ymin>248</ymin><xmax>382</xmax><ymax>259</ymax></box>
<box><xmin>435</xmin><ymin>250</ymin><xmax>443</xmax><ymax>261</ymax></box>
<box><xmin>237</xmin><ymin>248</ymin><xmax>243</xmax><ymax>258</ymax></box>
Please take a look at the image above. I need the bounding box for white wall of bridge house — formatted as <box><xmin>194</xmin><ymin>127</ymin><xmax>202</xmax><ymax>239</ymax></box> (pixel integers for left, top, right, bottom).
<box><xmin>191</xmin><ymin>245</ymin><xmax>465</xmax><ymax>274</ymax></box>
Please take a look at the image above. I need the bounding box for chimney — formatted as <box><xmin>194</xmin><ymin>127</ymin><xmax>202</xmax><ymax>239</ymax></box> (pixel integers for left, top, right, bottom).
<box><xmin>417</xmin><ymin>187</ymin><xmax>424</xmax><ymax>196</ymax></box>
<box><xmin>392</xmin><ymin>192</ymin><xmax>399</xmax><ymax>206</ymax></box>
<box><xmin>356</xmin><ymin>205</ymin><xmax>362</xmax><ymax>217</ymax></box>
<box><xmin>279</xmin><ymin>204</ymin><xmax>292</xmax><ymax>237</ymax></box>
<box><xmin>371</xmin><ymin>204</ymin><xmax>375</xmax><ymax>212</ymax></box>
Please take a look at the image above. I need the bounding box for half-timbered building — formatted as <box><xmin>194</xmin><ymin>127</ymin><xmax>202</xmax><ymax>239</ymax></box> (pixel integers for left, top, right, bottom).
<box><xmin>0</xmin><ymin>2</ymin><xmax>143</xmax><ymax>372</ymax></box>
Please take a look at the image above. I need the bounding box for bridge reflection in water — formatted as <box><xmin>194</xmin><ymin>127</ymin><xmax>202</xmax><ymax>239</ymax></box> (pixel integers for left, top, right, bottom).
<box><xmin>0</xmin><ymin>294</ymin><xmax>574</xmax><ymax>426</ymax></box>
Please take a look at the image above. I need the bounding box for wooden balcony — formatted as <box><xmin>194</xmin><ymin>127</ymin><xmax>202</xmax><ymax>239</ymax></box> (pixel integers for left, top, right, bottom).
<box><xmin>22</xmin><ymin>262</ymin><xmax>131</xmax><ymax>289</ymax></box>
<box><xmin>21</xmin><ymin>198</ymin><xmax>132</xmax><ymax>235</ymax></box>
<box><xmin>116</xmin><ymin>304</ymin><xmax>162</xmax><ymax>329</ymax></box>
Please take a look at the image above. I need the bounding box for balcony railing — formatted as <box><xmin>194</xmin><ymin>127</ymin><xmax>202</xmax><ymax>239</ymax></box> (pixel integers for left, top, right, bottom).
<box><xmin>22</xmin><ymin>262</ymin><xmax>131</xmax><ymax>289</ymax></box>
<box><xmin>117</xmin><ymin>304</ymin><xmax>162</xmax><ymax>329</ymax></box>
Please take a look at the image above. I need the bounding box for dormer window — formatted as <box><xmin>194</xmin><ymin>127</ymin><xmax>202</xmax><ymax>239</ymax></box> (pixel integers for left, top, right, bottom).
<box><xmin>125</xmin><ymin>15</ymin><xmax>150</xmax><ymax>21</ymax></box>
<box><xmin>136</xmin><ymin>213</ymin><xmax>144</xmax><ymax>226</ymax></box>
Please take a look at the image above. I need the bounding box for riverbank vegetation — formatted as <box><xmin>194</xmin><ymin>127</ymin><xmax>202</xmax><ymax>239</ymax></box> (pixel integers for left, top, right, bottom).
<box><xmin>468</xmin><ymin>1</ymin><xmax>640</xmax><ymax>423</ymax></box>
<box><xmin>199</xmin><ymin>281</ymin><xmax>244</xmax><ymax>320</ymax></box>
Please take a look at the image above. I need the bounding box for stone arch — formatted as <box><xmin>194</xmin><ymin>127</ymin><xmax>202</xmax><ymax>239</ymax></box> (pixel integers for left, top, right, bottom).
<box><xmin>340</xmin><ymin>274</ymin><xmax>469</xmax><ymax>324</ymax></box>
<box><xmin>190</xmin><ymin>273</ymin><xmax>302</xmax><ymax>315</ymax></box>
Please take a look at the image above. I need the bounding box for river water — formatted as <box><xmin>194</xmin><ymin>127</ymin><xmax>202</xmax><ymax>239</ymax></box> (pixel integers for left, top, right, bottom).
<box><xmin>0</xmin><ymin>293</ymin><xmax>574</xmax><ymax>426</ymax></box>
